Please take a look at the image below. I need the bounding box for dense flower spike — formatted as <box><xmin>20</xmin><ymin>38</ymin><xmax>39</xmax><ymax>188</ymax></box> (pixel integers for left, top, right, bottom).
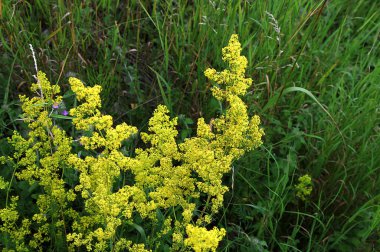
<box><xmin>1</xmin><ymin>34</ymin><xmax>263</xmax><ymax>251</ymax></box>
<box><xmin>2</xmin><ymin>71</ymin><xmax>74</xmax><ymax>249</ymax></box>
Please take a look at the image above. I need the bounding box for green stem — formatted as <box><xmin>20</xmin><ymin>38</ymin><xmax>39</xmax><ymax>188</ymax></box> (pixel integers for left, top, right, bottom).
<box><xmin>5</xmin><ymin>162</ymin><xmax>18</xmax><ymax>208</ymax></box>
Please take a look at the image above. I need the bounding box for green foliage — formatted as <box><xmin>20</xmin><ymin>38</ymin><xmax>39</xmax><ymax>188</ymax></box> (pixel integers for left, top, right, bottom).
<box><xmin>1</xmin><ymin>0</ymin><xmax>379</xmax><ymax>251</ymax></box>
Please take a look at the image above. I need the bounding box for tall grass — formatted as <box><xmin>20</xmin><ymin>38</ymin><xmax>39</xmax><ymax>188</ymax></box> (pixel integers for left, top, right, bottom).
<box><xmin>1</xmin><ymin>0</ymin><xmax>379</xmax><ymax>250</ymax></box>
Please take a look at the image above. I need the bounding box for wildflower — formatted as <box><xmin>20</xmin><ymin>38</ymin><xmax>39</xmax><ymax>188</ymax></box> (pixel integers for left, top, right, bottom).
<box><xmin>3</xmin><ymin>34</ymin><xmax>264</xmax><ymax>251</ymax></box>
<box><xmin>184</xmin><ymin>224</ymin><xmax>226</xmax><ymax>252</ymax></box>
<box><xmin>295</xmin><ymin>174</ymin><xmax>312</xmax><ymax>201</ymax></box>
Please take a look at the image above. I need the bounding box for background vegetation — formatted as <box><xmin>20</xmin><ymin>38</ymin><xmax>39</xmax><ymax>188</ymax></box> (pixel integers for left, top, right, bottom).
<box><xmin>0</xmin><ymin>0</ymin><xmax>379</xmax><ymax>251</ymax></box>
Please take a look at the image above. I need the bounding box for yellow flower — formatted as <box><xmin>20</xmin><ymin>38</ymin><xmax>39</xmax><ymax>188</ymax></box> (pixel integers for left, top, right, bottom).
<box><xmin>295</xmin><ymin>174</ymin><xmax>313</xmax><ymax>201</ymax></box>
<box><xmin>184</xmin><ymin>224</ymin><xmax>226</xmax><ymax>252</ymax></box>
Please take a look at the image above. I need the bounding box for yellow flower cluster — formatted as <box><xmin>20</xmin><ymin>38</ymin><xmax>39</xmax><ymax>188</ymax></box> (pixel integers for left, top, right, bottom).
<box><xmin>295</xmin><ymin>174</ymin><xmax>313</xmax><ymax>201</ymax></box>
<box><xmin>184</xmin><ymin>224</ymin><xmax>226</xmax><ymax>252</ymax></box>
<box><xmin>65</xmin><ymin>78</ymin><xmax>154</xmax><ymax>251</ymax></box>
<box><xmin>0</xmin><ymin>71</ymin><xmax>75</xmax><ymax>250</ymax></box>
<box><xmin>0</xmin><ymin>196</ymin><xmax>31</xmax><ymax>251</ymax></box>
<box><xmin>1</xmin><ymin>34</ymin><xmax>264</xmax><ymax>251</ymax></box>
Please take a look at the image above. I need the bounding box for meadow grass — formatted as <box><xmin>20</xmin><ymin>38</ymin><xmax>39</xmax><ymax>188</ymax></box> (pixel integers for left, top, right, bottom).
<box><xmin>0</xmin><ymin>0</ymin><xmax>379</xmax><ymax>251</ymax></box>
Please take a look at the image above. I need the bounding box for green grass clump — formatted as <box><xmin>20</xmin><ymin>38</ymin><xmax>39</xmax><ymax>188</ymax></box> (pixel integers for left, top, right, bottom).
<box><xmin>0</xmin><ymin>0</ymin><xmax>379</xmax><ymax>251</ymax></box>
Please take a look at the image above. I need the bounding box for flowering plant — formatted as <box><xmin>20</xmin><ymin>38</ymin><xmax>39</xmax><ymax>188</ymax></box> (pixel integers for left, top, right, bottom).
<box><xmin>0</xmin><ymin>34</ymin><xmax>263</xmax><ymax>251</ymax></box>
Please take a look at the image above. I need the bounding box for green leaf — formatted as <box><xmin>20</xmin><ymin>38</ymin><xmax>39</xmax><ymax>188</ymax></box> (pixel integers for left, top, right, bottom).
<box><xmin>127</xmin><ymin>222</ymin><xmax>147</xmax><ymax>242</ymax></box>
<box><xmin>50</xmin><ymin>114</ymin><xmax>74</xmax><ymax>120</ymax></box>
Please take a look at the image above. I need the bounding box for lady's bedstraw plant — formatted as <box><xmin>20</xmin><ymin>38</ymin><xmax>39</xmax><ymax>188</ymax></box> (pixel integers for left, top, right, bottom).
<box><xmin>295</xmin><ymin>174</ymin><xmax>312</xmax><ymax>201</ymax></box>
<box><xmin>0</xmin><ymin>34</ymin><xmax>264</xmax><ymax>251</ymax></box>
